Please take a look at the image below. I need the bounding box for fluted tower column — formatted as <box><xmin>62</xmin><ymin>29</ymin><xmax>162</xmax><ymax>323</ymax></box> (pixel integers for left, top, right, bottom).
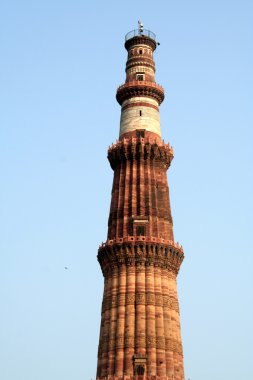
<box><xmin>96</xmin><ymin>23</ymin><xmax>185</xmax><ymax>380</ymax></box>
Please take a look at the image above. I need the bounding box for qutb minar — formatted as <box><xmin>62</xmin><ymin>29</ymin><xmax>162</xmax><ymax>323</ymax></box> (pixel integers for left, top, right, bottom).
<box><xmin>96</xmin><ymin>22</ymin><xmax>185</xmax><ymax>380</ymax></box>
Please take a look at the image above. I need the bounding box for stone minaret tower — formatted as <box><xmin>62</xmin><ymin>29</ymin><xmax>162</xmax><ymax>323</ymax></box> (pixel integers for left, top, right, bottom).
<box><xmin>96</xmin><ymin>23</ymin><xmax>185</xmax><ymax>380</ymax></box>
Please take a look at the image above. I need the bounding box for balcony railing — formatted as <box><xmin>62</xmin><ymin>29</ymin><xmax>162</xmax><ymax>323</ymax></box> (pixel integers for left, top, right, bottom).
<box><xmin>125</xmin><ymin>29</ymin><xmax>156</xmax><ymax>42</ymax></box>
<box><xmin>117</xmin><ymin>80</ymin><xmax>164</xmax><ymax>92</ymax></box>
<box><xmin>99</xmin><ymin>236</ymin><xmax>184</xmax><ymax>252</ymax></box>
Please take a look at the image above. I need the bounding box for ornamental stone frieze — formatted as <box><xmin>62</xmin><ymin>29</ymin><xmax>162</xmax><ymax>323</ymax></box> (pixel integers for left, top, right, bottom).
<box><xmin>98</xmin><ymin>238</ymin><xmax>184</xmax><ymax>277</ymax></box>
<box><xmin>107</xmin><ymin>136</ymin><xmax>174</xmax><ymax>170</ymax></box>
<box><xmin>102</xmin><ymin>293</ymin><xmax>179</xmax><ymax>313</ymax></box>
<box><xmin>116</xmin><ymin>80</ymin><xmax>165</xmax><ymax>106</ymax></box>
<box><xmin>99</xmin><ymin>335</ymin><xmax>182</xmax><ymax>354</ymax></box>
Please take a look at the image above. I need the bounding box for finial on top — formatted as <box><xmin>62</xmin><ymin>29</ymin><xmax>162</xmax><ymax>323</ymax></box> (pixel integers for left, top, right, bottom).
<box><xmin>138</xmin><ymin>20</ymin><xmax>144</xmax><ymax>35</ymax></box>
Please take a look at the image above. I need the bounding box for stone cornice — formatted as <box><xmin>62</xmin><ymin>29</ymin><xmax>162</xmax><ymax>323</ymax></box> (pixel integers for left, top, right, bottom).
<box><xmin>107</xmin><ymin>136</ymin><xmax>174</xmax><ymax>170</ymax></box>
<box><xmin>116</xmin><ymin>80</ymin><xmax>164</xmax><ymax>105</ymax></box>
<box><xmin>97</xmin><ymin>237</ymin><xmax>184</xmax><ymax>277</ymax></box>
<box><xmin>125</xmin><ymin>35</ymin><xmax>157</xmax><ymax>51</ymax></box>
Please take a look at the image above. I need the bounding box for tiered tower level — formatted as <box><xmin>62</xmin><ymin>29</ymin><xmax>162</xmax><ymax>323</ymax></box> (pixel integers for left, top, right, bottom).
<box><xmin>96</xmin><ymin>25</ymin><xmax>185</xmax><ymax>380</ymax></box>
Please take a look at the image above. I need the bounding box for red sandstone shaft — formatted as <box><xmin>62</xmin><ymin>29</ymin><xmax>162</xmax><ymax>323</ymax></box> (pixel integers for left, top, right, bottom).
<box><xmin>96</xmin><ymin>24</ymin><xmax>185</xmax><ymax>380</ymax></box>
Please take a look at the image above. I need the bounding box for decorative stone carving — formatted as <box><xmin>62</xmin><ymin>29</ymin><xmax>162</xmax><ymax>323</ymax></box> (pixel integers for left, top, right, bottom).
<box><xmin>156</xmin><ymin>336</ymin><xmax>166</xmax><ymax>350</ymax></box>
<box><xmin>165</xmin><ymin>338</ymin><xmax>183</xmax><ymax>354</ymax></box>
<box><xmin>108</xmin><ymin>137</ymin><xmax>173</xmax><ymax>170</ymax></box>
<box><xmin>146</xmin><ymin>335</ymin><xmax>156</xmax><ymax>348</ymax></box>
<box><xmin>135</xmin><ymin>292</ymin><xmax>146</xmax><ymax>304</ymax></box>
<box><xmin>116</xmin><ymin>81</ymin><xmax>164</xmax><ymax>106</ymax></box>
<box><xmin>155</xmin><ymin>293</ymin><xmax>163</xmax><ymax>306</ymax></box>
<box><xmin>146</xmin><ymin>292</ymin><xmax>155</xmax><ymax>305</ymax></box>
<box><xmin>126</xmin><ymin>293</ymin><xmax>135</xmax><ymax>304</ymax></box>
<box><xmin>98</xmin><ymin>239</ymin><xmax>184</xmax><ymax>277</ymax></box>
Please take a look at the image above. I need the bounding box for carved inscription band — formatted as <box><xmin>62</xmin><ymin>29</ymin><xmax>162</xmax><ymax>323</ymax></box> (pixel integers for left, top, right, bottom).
<box><xmin>102</xmin><ymin>293</ymin><xmax>179</xmax><ymax>312</ymax></box>
<box><xmin>99</xmin><ymin>336</ymin><xmax>183</xmax><ymax>354</ymax></box>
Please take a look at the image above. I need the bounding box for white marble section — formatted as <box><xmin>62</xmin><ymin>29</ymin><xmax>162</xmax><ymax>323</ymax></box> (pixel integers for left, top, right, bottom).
<box><xmin>119</xmin><ymin>97</ymin><xmax>161</xmax><ymax>137</ymax></box>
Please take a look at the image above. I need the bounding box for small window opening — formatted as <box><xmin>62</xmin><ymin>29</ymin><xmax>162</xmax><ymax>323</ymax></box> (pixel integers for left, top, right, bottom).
<box><xmin>136</xmin><ymin>74</ymin><xmax>144</xmax><ymax>81</ymax></box>
<box><xmin>136</xmin><ymin>365</ymin><xmax>145</xmax><ymax>375</ymax></box>
<box><xmin>139</xmin><ymin>49</ymin><xmax>143</xmax><ymax>54</ymax></box>
<box><xmin>136</xmin><ymin>226</ymin><xmax>145</xmax><ymax>236</ymax></box>
<box><xmin>139</xmin><ymin>110</ymin><xmax>142</xmax><ymax>116</ymax></box>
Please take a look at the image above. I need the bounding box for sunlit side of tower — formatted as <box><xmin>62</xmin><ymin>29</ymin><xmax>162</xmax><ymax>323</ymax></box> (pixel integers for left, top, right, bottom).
<box><xmin>96</xmin><ymin>23</ymin><xmax>185</xmax><ymax>380</ymax></box>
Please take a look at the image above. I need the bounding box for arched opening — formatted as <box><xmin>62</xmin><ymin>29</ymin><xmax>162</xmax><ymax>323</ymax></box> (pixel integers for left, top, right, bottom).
<box><xmin>136</xmin><ymin>364</ymin><xmax>145</xmax><ymax>375</ymax></box>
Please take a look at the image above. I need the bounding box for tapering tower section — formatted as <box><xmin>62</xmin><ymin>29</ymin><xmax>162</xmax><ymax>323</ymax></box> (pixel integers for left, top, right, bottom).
<box><xmin>96</xmin><ymin>23</ymin><xmax>185</xmax><ymax>380</ymax></box>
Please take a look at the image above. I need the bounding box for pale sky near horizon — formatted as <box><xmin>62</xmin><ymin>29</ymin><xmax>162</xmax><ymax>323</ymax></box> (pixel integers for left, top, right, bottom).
<box><xmin>1</xmin><ymin>1</ymin><xmax>253</xmax><ymax>379</ymax></box>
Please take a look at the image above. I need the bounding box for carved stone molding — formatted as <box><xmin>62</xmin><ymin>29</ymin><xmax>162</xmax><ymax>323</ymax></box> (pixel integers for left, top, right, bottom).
<box><xmin>99</xmin><ymin>336</ymin><xmax>183</xmax><ymax>354</ymax></box>
<box><xmin>116</xmin><ymin>80</ymin><xmax>164</xmax><ymax>105</ymax></box>
<box><xmin>146</xmin><ymin>335</ymin><xmax>156</xmax><ymax>348</ymax></box>
<box><xmin>135</xmin><ymin>292</ymin><xmax>145</xmax><ymax>304</ymax></box>
<box><xmin>163</xmin><ymin>295</ymin><xmax>179</xmax><ymax>312</ymax></box>
<box><xmin>155</xmin><ymin>293</ymin><xmax>163</xmax><ymax>306</ymax></box>
<box><xmin>108</xmin><ymin>136</ymin><xmax>173</xmax><ymax>170</ymax></box>
<box><xmin>98</xmin><ymin>240</ymin><xmax>184</xmax><ymax>277</ymax></box>
<box><xmin>156</xmin><ymin>336</ymin><xmax>166</xmax><ymax>350</ymax></box>
<box><xmin>125</xmin><ymin>35</ymin><xmax>157</xmax><ymax>51</ymax></box>
<box><xmin>165</xmin><ymin>338</ymin><xmax>183</xmax><ymax>354</ymax></box>
<box><xmin>146</xmin><ymin>292</ymin><xmax>155</xmax><ymax>305</ymax></box>
<box><xmin>102</xmin><ymin>292</ymin><xmax>179</xmax><ymax>312</ymax></box>
<box><xmin>126</xmin><ymin>293</ymin><xmax>135</xmax><ymax>305</ymax></box>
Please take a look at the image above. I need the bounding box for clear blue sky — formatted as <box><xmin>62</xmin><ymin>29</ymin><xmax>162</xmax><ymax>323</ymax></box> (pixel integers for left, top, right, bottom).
<box><xmin>0</xmin><ymin>1</ymin><xmax>252</xmax><ymax>379</ymax></box>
